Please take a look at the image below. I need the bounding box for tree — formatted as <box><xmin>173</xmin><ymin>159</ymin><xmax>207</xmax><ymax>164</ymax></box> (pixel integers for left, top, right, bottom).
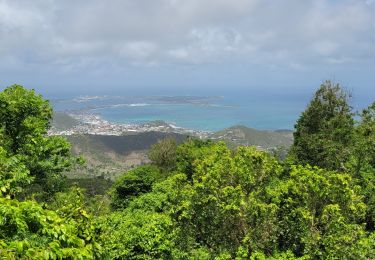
<box><xmin>110</xmin><ymin>165</ymin><xmax>162</xmax><ymax>210</ymax></box>
<box><xmin>0</xmin><ymin>147</ymin><xmax>31</xmax><ymax>198</ymax></box>
<box><xmin>178</xmin><ymin>144</ymin><xmax>282</xmax><ymax>256</ymax></box>
<box><xmin>0</xmin><ymin>85</ymin><xmax>77</xmax><ymax>195</ymax></box>
<box><xmin>148</xmin><ymin>138</ymin><xmax>178</xmax><ymax>171</ymax></box>
<box><xmin>351</xmin><ymin>102</ymin><xmax>375</xmax><ymax>230</ymax></box>
<box><xmin>100</xmin><ymin>210</ymin><xmax>177</xmax><ymax>259</ymax></box>
<box><xmin>0</xmin><ymin>85</ymin><xmax>101</xmax><ymax>258</ymax></box>
<box><xmin>126</xmin><ymin>143</ymin><xmax>283</xmax><ymax>257</ymax></box>
<box><xmin>176</xmin><ymin>138</ymin><xmax>214</xmax><ymax>180</ymax></box>
<box><xmin>289</xmin><ymin>81</ymin><xmax>354</xmax><ymax>170</ymax></box>
<box><xmin>352</xmin><ymin>102</ymin><xmax>375</xmax><ymax>175</ymax></box>
<box><xmin>273</xmin><ymin>165</ymin><xmax>368</xmax><ymax>258</ymax></box>
<box><xmin>0</xmin><ymin>195</ymin><xmax>102</xmax><ymax>259</ymax></box>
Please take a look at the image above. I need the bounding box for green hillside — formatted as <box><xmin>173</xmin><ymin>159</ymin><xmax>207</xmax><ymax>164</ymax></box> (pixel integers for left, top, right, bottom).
<box><xmin>211</xmin><ymin>125</ymin><xmax>293</xmax><ymax>149</ymax></box>
<box><xmin>65</xmin><ymin>132</ymin><xmax>188</xmax><ymax>179</ymax></box>
<box><xmin>51</xmin><ymin>112</ymin><xmax>79</xmax><ymax>131</ymax></box>
<box><xmin>50</xmin><ymin>113</ymin><xmax>295</xmax><ymax>178</ymax></box>
<box><xmin>64</xmin><ymin>127</ymin><xmax>293</xmax><ymax>179</ymax></box>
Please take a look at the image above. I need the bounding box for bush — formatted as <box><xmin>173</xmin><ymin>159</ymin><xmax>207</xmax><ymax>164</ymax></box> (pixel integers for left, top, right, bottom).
<box><xmin>148</xmin><ymin>138</ymin><xmax>178</xmax><ymax>171</ymax></box>
<box><xmin>110</xmin><ymin>165</ymin><xmax>162</xmax><ymax>209</ymax></box>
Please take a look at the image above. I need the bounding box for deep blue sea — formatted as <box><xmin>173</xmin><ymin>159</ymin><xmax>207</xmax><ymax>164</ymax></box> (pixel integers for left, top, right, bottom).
<box><xmin>50</xmin><ymin>90</ymin><xmax>372</xmax><ymax>132</ymax></box>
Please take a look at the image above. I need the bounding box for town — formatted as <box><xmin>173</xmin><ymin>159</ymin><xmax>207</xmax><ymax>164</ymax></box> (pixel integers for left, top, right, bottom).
<box><xmin>48</xmin><ymin>112</ymin><xmax>210</xmax><ymax>138</ymax></box>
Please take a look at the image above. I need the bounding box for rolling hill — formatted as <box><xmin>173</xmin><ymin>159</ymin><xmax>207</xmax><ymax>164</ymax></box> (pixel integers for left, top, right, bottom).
<box><xmin>210</xmin><ymin>125</ymin><xmax>293</xmax><ymax>149</ymax></box>
<box><xmin>51</xmin><ymin>112</ymin><xmax>80</xmax><ymax>131</ymax></box>
<box><xmin>51</xmin><ymin>113</ymin><xmax>294</xmax><ymax>179</ymax></box>
<box><xmin>65</xmin><ymin>132</ymin><xmax>189</xmax><ymax>180</ymax></box>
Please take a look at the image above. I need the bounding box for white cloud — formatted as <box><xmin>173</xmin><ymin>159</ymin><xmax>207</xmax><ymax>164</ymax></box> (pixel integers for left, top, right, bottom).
<box><xmin>0</xmin><ymin>1</ymin><xmax>43</xmax><ymax>30</ymax></box>
<box><xmin>120</xmin><ymin>41</ymin><xmax>158</xmax><ymax>60</ymax></box>
<box><xmin>168</xmin><ymin>48</ymin><xmax>189</xmax><ymax>60</ymax></box>
<box><xmin>312</xmin><ymin>41</ymin><xmax>338</xmax><ymax>56</ymax></box>
<box><xmin>166</xmin><ymin>27</ymin><xmax>245</xmax><ymax>63</ymax></box>
<box><xmin>0</xmin><ymin>0</ymin><xmax>374</xmax><ymax>71</ymax></box>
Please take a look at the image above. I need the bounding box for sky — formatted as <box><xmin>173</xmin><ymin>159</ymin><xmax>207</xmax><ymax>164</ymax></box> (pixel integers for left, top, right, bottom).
<box><xmin>0</xmin><ymin>0</ymin><xmax>374</xmax><ymax>100</ymax></box>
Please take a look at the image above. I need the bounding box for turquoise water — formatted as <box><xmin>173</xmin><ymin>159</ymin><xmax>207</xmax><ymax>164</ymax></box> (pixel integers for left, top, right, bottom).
<box><xmin>97</xmin><ymin>101</ymin><xmax>301</xmax><ymax>131</ymax></box>
<box><xmin>52</xmin><ymin>93</ymin><xmax>310</xmax><ymax>131</ymax></box>
<box><xmin>49</xmin><ymin>86</ymin><xmax>374</xmax><ymax>132</ymax></box>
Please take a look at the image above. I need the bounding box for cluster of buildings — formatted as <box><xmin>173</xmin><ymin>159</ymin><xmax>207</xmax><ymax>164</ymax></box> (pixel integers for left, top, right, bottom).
<box><xmin>48</xmin><ymin>113</ymin><xmax>210</xmax><ymax>138</ymax></box>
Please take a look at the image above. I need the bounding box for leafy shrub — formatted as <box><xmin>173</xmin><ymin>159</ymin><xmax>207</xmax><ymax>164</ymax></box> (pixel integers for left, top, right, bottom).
<box><xmin>110</xmin><ymin>165</ymin><xmax>162</xmax><ymax>209</ymax></box>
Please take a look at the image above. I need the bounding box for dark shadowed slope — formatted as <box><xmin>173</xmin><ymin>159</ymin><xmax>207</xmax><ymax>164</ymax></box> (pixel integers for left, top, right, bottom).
<box><xmin>65</xmin><ymin>133</ymin><xmax>188</xmax><ymax>179</ymax></box>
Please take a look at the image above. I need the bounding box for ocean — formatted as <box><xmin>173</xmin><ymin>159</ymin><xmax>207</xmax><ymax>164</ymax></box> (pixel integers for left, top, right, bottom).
<box><xmin>50</xmin><ymin>90</ymin><xmax>372</xmax><ymax>132</ymax></box>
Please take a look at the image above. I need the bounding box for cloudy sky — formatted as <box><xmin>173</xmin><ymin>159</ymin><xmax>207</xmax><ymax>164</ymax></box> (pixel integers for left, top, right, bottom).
<box><xmin>0</xmin><ymin>0</ymin><xmax>374</xmax><ymax>98</ymax></box>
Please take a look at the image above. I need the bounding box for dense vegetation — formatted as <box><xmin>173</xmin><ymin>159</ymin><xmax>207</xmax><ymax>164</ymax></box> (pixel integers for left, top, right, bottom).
<box><xmin>0</xmin><ymin>82</ymin><xmax>374</xmax><ymax>259</ymax></box>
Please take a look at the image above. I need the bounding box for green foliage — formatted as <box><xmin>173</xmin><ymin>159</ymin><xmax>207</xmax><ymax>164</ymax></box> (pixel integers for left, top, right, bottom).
<box><xmin>0</xmin><ymin>147</ymin><xmax>32</xmax><ymax>198</ymax></box>
<box><xmin>273</xmin><ymin>165</ymin><xmax>367</xmax><ymax>257</ymax></box>
<box><xmin>85</xmin><ymin>194</ymin><xmax>111</xmax><ymax>217</ymax></box>
<box><xmin>1</xmin><ymin>84</ymin><xmax>374</xmax><ymax>259</ymax></box>
<box><xmin>127</xmin><ymin>173</ymin><xmax>189</xmax><ymax>214</ymax></box>
<box><xmin>100</xmin><ymin>210</ymin><xmax>178</xmax><ymax>259</ymax></box>
<box><xmin>289</xmin><ymin>81</ymin><xmax>354</xmax><ymax>170</ymax></box>
<box><xmin>0</xmin><ymin>85</ymin><xmax>102</xmax><ymax>258</ymax></box>
<box><xmin>0</xmin><ymin>85</ymin><xmax>77</xmax><ymax>196</ymax></box>
<box><xmin>148</xmin><ymin>137</ymin><xmax>178</xmax><ymax>171</ymax></box>
<box><xmin>0</xmin><ymin>197</ymin><xmax>101</xmax><ymax>259</ymax></box>
<box><xmin>0</xmin><ymin>85</ymin><xmax>52</xmax><ymax>153</ymax></box>
<box><xmin>352</xmin><ymin>102</ymin><xmax>375</xmax><ymax>173</ymax></box>
<box><xmin>350</xmin><ymin>102</ymin><xmax>375</xmax><ymax>231</ymax></box>
<box><xmin>110</xmin><ymin>165</ymin><xmax>163</xmax><ymax>209</ymax></box>
<box><xmin>176</xmin><ymin>138</ymin><xmax>215</xmax><ymax>180</ymax></box>
<box><xmin>104</xmin><ymin>140</ymin><xmax>374</xmax><ymax>258</ymax></box>
<box><xmin>107</xmin><ymin>143</ymin><xmax>284</xmax><ymax>258</ymax></box>
<box><xmin>178</xmin><ymin>143</ymin><xmax>282</xmax><ymax>255</ymax></box>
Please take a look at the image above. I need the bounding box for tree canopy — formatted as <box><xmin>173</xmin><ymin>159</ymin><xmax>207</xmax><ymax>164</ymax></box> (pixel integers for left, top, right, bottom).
<box><xmin>0</xmin><ymin>85</ymin><xmax>77</xmax><ymax>196</ymax></box>
<box><xmin>289</xmin><ymin>81</ymin><xmax>354</xmax><ymax>170</ymax></box>
<box><xmin>0</xmin><ymin>85</ymin><xmax>100</xmax><ymax>258</ymax></box>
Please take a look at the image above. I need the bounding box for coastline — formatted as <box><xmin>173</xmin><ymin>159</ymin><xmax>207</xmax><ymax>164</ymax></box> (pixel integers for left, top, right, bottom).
<box><xmin>48</xmin><ymin>111</ymin><xmax>211</xmax><ymax>139</ymax></box>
